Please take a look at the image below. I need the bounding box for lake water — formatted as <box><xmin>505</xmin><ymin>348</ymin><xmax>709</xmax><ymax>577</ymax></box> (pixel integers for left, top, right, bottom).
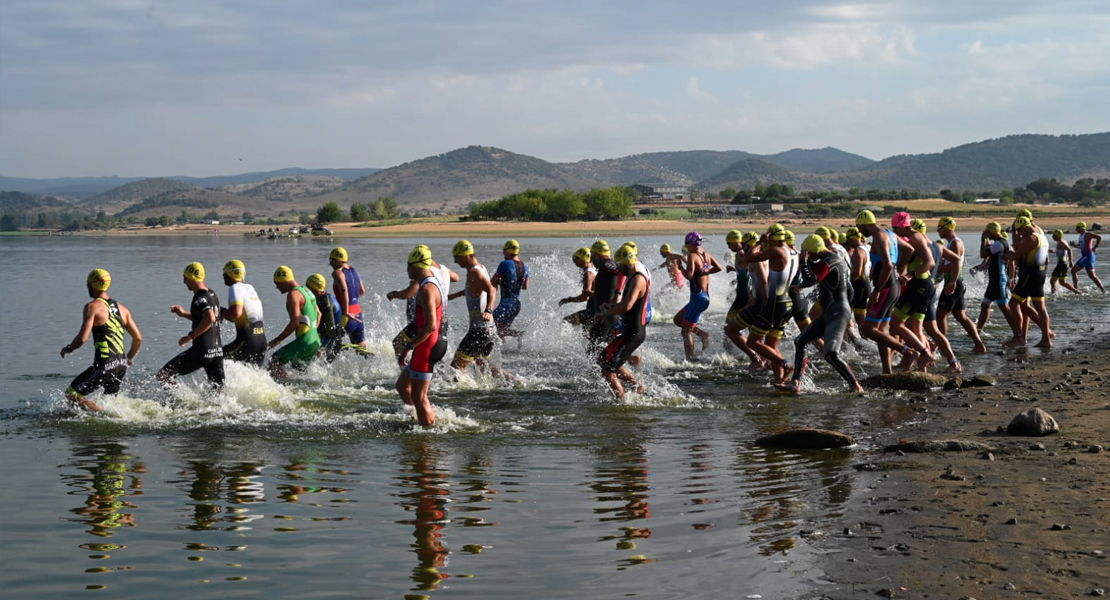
<box><xmin>2</xmin><ymin>233</ymin><xmax>1107</xmax><ymax>599</ymax></box>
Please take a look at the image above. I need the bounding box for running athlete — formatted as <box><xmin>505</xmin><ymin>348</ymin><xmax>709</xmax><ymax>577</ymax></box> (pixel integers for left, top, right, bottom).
<box><xmin>657</xmin><ymin>243</ymin><xmax>685</xmax><ymax>290</ymax></box>
<box><xmin>159</xmin><ymin>262</ymin><xmax>224</xmax><ymax>388</ymax></box>
<box><xmin>842</xmin><ymin>227</ymin><xmax>872</xmax><ymax>335</ymax></box>
<box><xmin>388</xmin><ymin>249</ymin><xmax>458</xmax><ymax>366</ymax></box>
<box><xmin>976</xmin><ymin>222</ymin><xmax>1019</xmax><ymax>335</ymax></box>
<box><xmin>449</xmin><ymin>240</ymin><xmax>510</xmax><ymax>379</ymax></box>
<box><xmin>887</xmin><ymin>213</ymin><xmax>949</xmax><ymax>371</ymax></box>
<box><xmin>219</xmin><ymin>260</ymin><xmax>267</xmax><ymax>366</ymax></box>
<box><xmin>329</xmin><ymin>247</ymin><xmax>367</xmax><ymax>351</ymax></box>
<box><xmin>935</xmin><ymin>217</ymin><xmax>988</xmax><ymax>353</ymax></box>
<box><xmin>267</xmin><ymin>266</ymin><xmax>321</xmax><ymax>380</ymax></box>
<box><xmin>1005</xmin><ymin>216</ymin><xmax>1053</xmax><ymax>348</ymax></box>
<box><xmin>587</xmin><ymin>240</ymin><xmax>623</xmax><ymax>354</ymax></box>
<box><xmin>723</xmin><ymin>230</ymin><xmax>764</xmax><ymax>368</ymax></box>
<box><xmin>597</xmin><ymin>243</ymin><xmax>651</xmax><ymax>400</ymax></box>
<box><xmin>785</xmin><ymin>230</ymin><xmax>813</xmax><ymax>334</ymax></box>
<box><xmin>1071</xmin><ymin>222</ymin><xmax>1106</xmax><ymax>292</ymax></box>
<box><xmin>1050</xmin><ymin>230</ymin><xmax>1083</xmax><ymax>295</ymax></box>
<box><xmin>396</xmin><ymin>246</ymin><xmax>448</xmax><ymax>428</ymax></box>
<box><xmin>670</xmin><ymin>231</ymin><xmax>722</xmax><ymax>360</ymax></box>
<box><xmin>306</xmin><ymin>273</ymin><xmax>345</xmax><ymax>362</ymax></box>
<box><xmin>743</xmin><ymin>224</ymin><xmax>798</xmax><ymax>383</ymax></box>
<box><xmin>560</xmin><ymin>247</ymin><xmax>596</xmax><ymax>325</ymax></box>
<box><xmin>490</xmin><ymin>240</ymin><xmax>530</xmax><ymax>340</ymax></box>
<box><xmin>60</xmin><ymin>269</ymin><xmax>142</xmax><ymax>412</ymax></box>
<box><xmin>898</xmin><ymin>218</ymin><xmax>961</xmax><ymax>373</ymax></box>
<box><xmin>854</xmin><ymin>210</ymin><xmax>920</xmax><ymax>374</ymax></box>
<box><xmin>776</xmin><ymin>235</ymin><xmax>864</xmax><ymax>394</ymax></box>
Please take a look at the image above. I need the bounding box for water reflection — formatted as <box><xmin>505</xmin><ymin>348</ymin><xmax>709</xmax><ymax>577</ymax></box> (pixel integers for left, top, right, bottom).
<box><xmin>64</xmin><ymin>440</ymin><xmax>143</xmax><ymax>540</ymax></box>
<box><xmin>589</xmin><ymin>439</ymin><xmax>653</xmax><ymax>552</ymax></box>
<box><xmin>176</xmin><ymin>459</ymin><xmax>266</xmax><ymax>532</ymax></box>
<box><xmin>394</xmin><ymin>440</ymin><xmax>452</xmax><ymax>592</ymax></box>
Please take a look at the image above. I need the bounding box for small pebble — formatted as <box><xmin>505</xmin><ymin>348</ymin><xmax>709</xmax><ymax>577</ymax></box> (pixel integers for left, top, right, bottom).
<box><xmin>1005</xmin><ymin>518</ymin><xmax>1018</xmax><ymax>524</ymax></box>
<box><xmin>1090</xmin><ymin>445</ymin><xmax>1104</xmax><ymax>454</ymax></box>
<box><xmin>1003</xmin><ymin>582</ymin><xmax>1017</xmax><ymax>590</ymax></box>
<box><xmin>1092</xmin><ymin>589</ymin><xmax>1105</xmax><ymax>597</ymax></box>
<box><xmin>1030</xmin><ymin>443</ymin><xmax>1046</xmax><ymax>452</ymax></box>
<box><xmin>1050</xmin><ymin>523</ymin><xmax>1072</xmax><ymax>531</ymax></box>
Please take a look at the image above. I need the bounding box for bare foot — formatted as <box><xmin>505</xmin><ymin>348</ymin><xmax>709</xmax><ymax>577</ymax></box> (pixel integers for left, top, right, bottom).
<box><xmin>747</xmin><ymin>360</ymin><xmax>765</xmax><ymax>371</ymax></box>
<box><xmin>635</xmin><ymin>384</ymin><xmax>648</xmax><ymax>394</ymax></box>
<box><xmin>850</xmin><ymin>384</ymin><xmax>865</xmax><ymax>394</ymax></box>
<box><xmin>71</xmin><ymin>398</ymin><xmax>101</xmax><ymax>412</ymax></box>
<box><xmin>774</xmin><ymin>380</ymin><xmax>802</xmax><ymax>393</ymax></box>
<box><xmin>944</xmin><ymin>361</ymin><xmax>962</xmax><ymax>374</ymax></box>
<box><xmin>628</xmin><ymin>355</ymin><xmax>642</xmax><ymax>368</ymax></box>
<box><xmin>915</xmin><ymin>352</ymin><xmax>936</xmax><ymax>372</ymax></box>
<box><xmin>972</xmin><ymin>344</ymin><xmax>988</xmax><ymax>354</ymax></box>
<box><xmin>778</xmin><ymin>364</ymin><xmax>794</xmax><ymax>385</ymax></box>
<box><xmin>898</xmin><ymin>349</ymin><xmax>919</xmax><ymax>373</ymax></box>
<box><xmin>1035</xmin><ymin>339</ymin><xmax>1052</xmax><ymax>349</ymax></box>
<box><xmin>698</xmin><ymin>330</ymin><xmax>711</xmax><ymax>351</ymax></box>
<box><xmin>1002</xmin><ymin>336</ymin><xmax>1026</xmax><ymax>348</ymax></box>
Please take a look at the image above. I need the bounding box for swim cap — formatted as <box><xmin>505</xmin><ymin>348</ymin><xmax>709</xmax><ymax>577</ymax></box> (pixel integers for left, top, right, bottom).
<box><xmin>330</xmin><ymin>247</ymin><xmax>348</xmax><ymax>262</ymax></box>
<box><xmin>1077</xmin><ymin>221</ymin><xmax>1087</xmax><ymax>230</ymax></box>
<box><xmin>910</xmin><ymin>219</ymin><xmax>927</xmax><ymax>234</ymax></box>
<box><xmin>624</xmin><ymin>241</ymin><xmax>638</xmax><ymax>252</ymax></box>
<box><xmin>1052</xmin><ymin>229</ymin><xmax>1064</xmax><ymax>239</ymax></box>
<box><xmin>742</xmin><ymin>232</ymin><xmax>759</xmax><ymax>246</ymax></box>
<box><xmin>87</xmin><ymin>269</ymin><xmax>111</xmax><ymax>291</ymax></box>
<box><xmin>985</xmin><ymin>222</ymin><xmax>1002</xmax><ymax>233</ymax></box>
<box><xmin>891</xmin><ymin>211</ymin><xmax>912</xmax><ymax>229</ymax></box>
<box><xmin>938</xmin><ymin>216</ymin><xmax>956</xmax><ymax>230</ymax></box>
<box><xmin>273</xmin><ymin>265</ymin><xmax>295</xmax><ymax>283</ymax></box>
<box><xmin>453</xmin><ymin>239</ymin><xmax>475</xmax><ymax>257</ymax></box>
<box><xmin>855</xmin><ymin>210</ymin><xmax>877</xmax><ymax>226</ymax></box>
<box><xmin>784</xmin><ymin>230</ymin><xmax>796</xmax><ymax>245</ymax></box>
<box><xmin>1013</xmin><ymin>216</ymin><xmax>1032</xmax><ymax>230</ymax></box>
<box><xmin>503</xmin><ymin>239</ymin><xmax>521</xmax><ymax>255</ymax></box>
<box><xmin>306</xmin><ymin>273</ymin><xmax>327</xmax><ymax>292</ymax></box>
<box><xmin>223</xmin><ymin>260</ymin><xmax>245</xmax><ymax>281</ymax></box>
<box><xmin>591</xmin><ymin>240</ymin><xmax>610</xmax><ymax>255</ymax></box>
<box><xmin>1001</xmin><ymin>232</ymin><xmax>1009</xmax><ymax>239</ymax></box>
<box><xmin>846</xmin><ymin>227</ymin><xmax>864</xmax><ymax>241</ymax></box>
<box><xmin>1017</xmin><ymin>209</ymin><xmax>1033</xmax><ymax>219</ymax></box>
<box><xmin>614</xmin><ymin>243</ymin><xmax>638</xmax><ymax>265</ymax></box>
<box><xmin>684</xmin><ymin>231</ymin><xmax>704</xmax><ymax>248</ymax></box>
<box><xmin>184</xmin><ymin>262</ymin><xmax>205</xmax><ymax>282</ymax></box>
<box><xmin>814</xmin><ymin>226</ymin><xmax>831</xmax><ymax>238</ymax></box>
<box><xmin>574</xmin><ymin>247</ymin><xmax>592</xmax><ymax>262</ymax></box>
<box><xmin>801</xmin><ymin>234</ymin><xmax>826</xmax><ymax>254</ymax></box>
<box><xmin>408</xmin><ymin>245</ymin><xmax>433</xmax><ymax>268</ymax></box>
<box><xmin>828</xmin><ymin>229</ymin><xmax>839</xmax><ymax>243</ymax></box>
<box><xmin>766</xmin><ymin>223</ymin><xmax>786</xmax><ymax>241</ymax></box>
<box><xmin>726</xmin><ymin>230</ymin><xmax>742</xmax><ymax>243</ymax></box>
<box><xmin>659</xmin><ymin>243</ymin><xmax>671</xmax><ymax>254</ymax></box>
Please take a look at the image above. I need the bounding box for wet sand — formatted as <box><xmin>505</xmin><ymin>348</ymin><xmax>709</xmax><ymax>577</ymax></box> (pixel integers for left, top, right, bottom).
<box><xmin>815</xmin><ymin>336</ymin><xmax>1110</xmax><ymax>599</ymax></box>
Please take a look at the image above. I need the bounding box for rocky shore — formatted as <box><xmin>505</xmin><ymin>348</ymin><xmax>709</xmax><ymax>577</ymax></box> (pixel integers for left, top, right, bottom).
<box><xmin>812</xmin><ymin>340</ymin><xmax>1110</xmax><ymax>599</ymax></box>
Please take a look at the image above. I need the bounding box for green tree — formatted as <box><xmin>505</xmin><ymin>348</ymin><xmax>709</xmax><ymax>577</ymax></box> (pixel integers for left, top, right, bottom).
<box><xmin>1</xmin><ymin>213</ymin><xmax>19</xmax><ymax>231</ymax></box>
<box><xmin>582</xmin><ymin>187</ymin><xmax>634</xmax><ymax>220</ymax></box>
<box><xmin>350</xmin><ymin>203</ymin><xmax>371</xmax><ymax>222</ymax></box>
<box><xmin>316</xmin><ymin>202</ymin><xmax>343</xmax><ymax>224</ymax></box>
<box><xmin>719</xmin><ymin>186</ymin><xmax>737</xmax><ymax>200</ymax></box>
<box><xmin>545</xmin><ymin>189</ymin><xmax>586</xmax><ymax>221</ymax></box>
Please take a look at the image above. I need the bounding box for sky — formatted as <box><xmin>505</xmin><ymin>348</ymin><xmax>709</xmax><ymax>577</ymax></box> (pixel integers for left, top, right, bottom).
<box><xmin>2</xmin><ymin>0</ymin><xmax>1109</xmax><ymax>178</ymax></box>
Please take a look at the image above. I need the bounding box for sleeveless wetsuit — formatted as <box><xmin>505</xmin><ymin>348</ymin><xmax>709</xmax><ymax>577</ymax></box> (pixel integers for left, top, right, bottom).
<box><xmin>67</xmin><ymin>298</ymin><xmax>129</xmax><ymax>399</ymax></box>
<box><xmin>457</xmin><ymin>264</ymin><xmax>497</xmax><ymax>361</ymax></box>
<box><xmin>587</xmin><ymin>257</ymin><xmax>622</xmax><ymax>353</ymax></box>
<box><xmin>334</xmin><ymin>265</ymin><xmax>366</xmax><ymax>344</ymax></box>
<box><xmin>224</xmin><ymin>281</ymin><xmax>267</xmax><ymax>366</ymax></box>
<box><xmin>727</xmin><ymin>254</ymin><xmax>753</xmax><ymax>327</ymax></box>
<box><xmin>493</xmin><ymin>257</ymin><xmax>528</xmax><ymax>327</ymax></box>
<box><xmin>937</xmin><ymin>237</ymin><xmax>968</xmax><ymax>314</ymax></box>
<box><xmin>983</xmin><ymin>237</ymin><xmax>1011</xmax><ymax>306</ymax></box>
<box><xmin>754</xmin><ymin>248</ymin><xmax>798</xmax><ymax>339</ymax></box>
<box><xmin>864</xmin><ymin>230</ymin><xmax>901</xmax><ymax>323</ymax></box>
<box><xmin>274</xmin><ymin>286</ymin><xmax>322</xmax><ymax>368</ymax></box>
<box><xmin>602</xmin><ymin>263</ymin><xmax>651</xmax><ymax>372</ymax></box>
<box><xmin>1012</xmin><ymin>229</ymin><xmax>1048</xmax><ymax>302</ymax></box>
<box><xmin>849</xmin><ymin>244</ymin><xmax>873</xmax><ymax>316</ymax></box>
<box><xmin>161</xmin><ymin>288</ymin><xmax>225</xmax><ymax>386</ymax></box>
<box><xmin>408</xmin><ymin>276</ymin><xmax>448</xmax><ymax>381</ymax></box>
<box><xmin>1052</xmin><ymin>240</ymin><xmax>1072</xmax><ymax>282</ymax></box>
<box><xmin>681</xmin><ymin>251</ymin><xmax>713</xmax><ymax>326</ymax></box>
<box><xmin>317</xmin><ymin>291</ymin><xmax>344</xmax><ymax>361</ymax></box>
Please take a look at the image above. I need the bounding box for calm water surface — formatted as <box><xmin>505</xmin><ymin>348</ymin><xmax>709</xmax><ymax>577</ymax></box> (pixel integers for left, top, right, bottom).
<box><xmin>2</xmin><ymin>234</ymin><xmax>1107</xmax><ymax>599</ymax></box>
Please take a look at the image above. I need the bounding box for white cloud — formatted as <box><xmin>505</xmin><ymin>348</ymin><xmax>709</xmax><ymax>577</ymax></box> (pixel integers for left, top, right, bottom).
<box><xmin>686</xmin><ymin>77</ymin><xmax>715</xmax><ymax>100</ymax></box>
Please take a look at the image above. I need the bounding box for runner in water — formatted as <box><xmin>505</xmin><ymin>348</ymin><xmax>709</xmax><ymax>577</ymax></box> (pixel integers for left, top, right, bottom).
<box><xmin>1071</xmin><ymin>221</ymin><xmax>1106</xmax><ymax>292</ymax></box>
<box><xmin>785</xmin><ymin>230</ymin><xmax>813</xmax><ymax>335</ymax></box>
<box><xmin>587</xmin><ymin>240</ymin><xmax>622</xmax><ymax>355</ymax></box>
<box><xmin>657</xmin><ymin>243</ymin><xmax>685</xmax><ymax>290</ymax></box>
<box><xmin>897</xmin><ymin>218</ymin><xmax>961</xmax><ymax>373</ymax></box>
<box><xmin>306</xmin><ymin>273</ymin><xmax>345</xmax><ymax>362</ymax></box>
<box><xmin>1050</xmin><ymin>229</ymin><xmax>1083</xmax><ymax>295</ymax></box>
<box><xmin>743</xmin><ymin>225</ymin><xmax>797</xmax><ymax>383</ymax></box>
<box><xmin>61</xmin><ymin>269</ymin><xmax>142</xmax><ymax>412</ymax></box>
<box><xmin>934</xmin><ymin>217</ymin><xmax>988</xmax><ymax>353</ymax></box>
<box><xmin>490</xmin><ymin>240</ymin><xmax>530</xmax><ymax>341</ymax></box>
<box><xmin>854</xmin><ymin>210</ymin><xmax>920</xmax><ymax>374</ymax></box>
<box><xmin>448</xmin><ymin>240</ymin><xmax>510</xmax><ymax>379</ymax></box>
<box><xmin>396</xmin><ymin>246</ymin><xmax>447</xmax><ymax>428</ymax></box>
<box><xmin>387</xmin><ymin>248</ymin><xmax>457</xmax><ymax>366</ymax></box>
<box><xmin>723</xmin><ymin>230</ymin><xmax>764</xmax><ymax>368</ymax></box>
<box><xmin>597</xmin><ymin>243</ymin><xmax>651</xmax><ymax>400</ymax></box>
<box><xmin>976</xmin><ymin>222</ymin><xmax>1019</xmax><ymax>337</ymax></box>
<box><xmin>669</xmin><ymin>231</ymin><xmax>721</xmax><ymax>360</ymax></box>
<box><xmin>843</xmin><ymin>227</ymin><xmax>872</xmax><ymax>333</ymax></box>
<box><xmin>159</xmin><ymin>262</ymin><xmax>224</xmax><ymax>388</ymax></box>
<box><xmin>329</xmin><ymin>247</ymin><xmax>367</xmax><ymax>351</ymax></box>
<box><xmin>560</xmin><ymin>247</ymin><xmax>596</xmax><ymax>326</ymax></box>
<box><xmin>267</xmin><ymin>266</ymin><xmax>321</xmax><ymax>381</ymax></box>
<box><xmin>776</xmin><ymin>235</ymin><xmax>863</xmax><ymax>394</ymax></box>
<box><xmin>219</xmin><ymin>260</ymin><xmax>267</xmax><ymax>366</ymax></box>
<box><xmin>1004</xmin><ymin>216</ymin><xmax>1053</xmax><ymax>348</ymax></box>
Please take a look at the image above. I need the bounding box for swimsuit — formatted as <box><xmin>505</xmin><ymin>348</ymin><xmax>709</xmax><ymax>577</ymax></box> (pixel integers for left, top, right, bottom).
<box><xmin>67</xmin><ymin>298</ymin><xmax>129</xmax><ymax>399</ymax></box>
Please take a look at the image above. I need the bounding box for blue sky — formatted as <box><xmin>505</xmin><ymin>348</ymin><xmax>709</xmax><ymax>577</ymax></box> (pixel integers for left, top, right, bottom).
<box><xmin>2</xmin><ymin>0</ymin><xmax>1108</xmax><ymax>178</ymax></box>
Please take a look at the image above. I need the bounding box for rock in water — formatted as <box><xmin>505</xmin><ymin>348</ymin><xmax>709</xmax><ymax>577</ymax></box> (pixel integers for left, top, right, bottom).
<box><xmin>755</xmin><ymin>429</ymin><xmax>855</xmax><ymax>449</ymax></box>
<box><xmin>862</xmin><ymin>372</ymin><xmax>949</xmax><ymax>391</ymax></box>
<box><xmin>1006</xmin><ymin>408</ymin><xmax>1060</xmax><ymax>437</ymax></box>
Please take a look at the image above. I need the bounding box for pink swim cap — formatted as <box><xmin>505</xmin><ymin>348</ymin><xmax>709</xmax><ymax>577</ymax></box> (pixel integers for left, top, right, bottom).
<box><xmin>891</xmin><ymin>211</ymin><xmax>911</xmax><ymax>229</ymax></box>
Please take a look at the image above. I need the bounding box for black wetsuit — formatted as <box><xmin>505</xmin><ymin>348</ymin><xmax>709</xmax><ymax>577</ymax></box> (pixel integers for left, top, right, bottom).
<box><xmin>161</xmin><ymin>288</ymin><xmax>225</xmax><ymax>386</ymax></box>
<box><xmin>790</xmin><ymin>252</ymin><xmax>859</xmax><ymax>388</ymax></box>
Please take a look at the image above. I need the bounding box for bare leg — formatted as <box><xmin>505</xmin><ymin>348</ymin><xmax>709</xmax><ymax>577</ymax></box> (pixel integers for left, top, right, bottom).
<box><xmin>65</xmin><ymin>392</ymin><xmax>101</xmax><ymax>412</ymax></box>
<box><xmin>1030</xmin><ymin>300</ymin><xmax>1052</xmax><ymax>348</ymax></box>
<box><xmin>952</xmin><ymin>310</ymin><xmax>987</xmax><ymax>353</ymax></box>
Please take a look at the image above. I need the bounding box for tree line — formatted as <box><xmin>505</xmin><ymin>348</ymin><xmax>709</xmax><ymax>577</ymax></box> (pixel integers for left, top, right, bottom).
<box><xmin>469</xmin><ymin>187</ymin><xmax>635</xmax><ymax>221</ymax></box>
<box><xmin>315</xmin><ymin>196</ymin><xmax>401</xmax><ymax>224</ymax></box>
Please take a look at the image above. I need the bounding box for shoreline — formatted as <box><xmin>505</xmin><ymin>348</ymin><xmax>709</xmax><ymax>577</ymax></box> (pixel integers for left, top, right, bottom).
<box><xmin>815</xmin><ymin>336</ymin><xmax>1110</xmax><ymax>599</ymax></box>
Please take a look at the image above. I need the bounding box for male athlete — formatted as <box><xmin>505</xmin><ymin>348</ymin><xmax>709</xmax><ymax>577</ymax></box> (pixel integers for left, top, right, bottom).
<box><xmin>219</xmin><ymin>260</ymin><xmax>267</xmax><ymax>366</ymax></box>
<box><xmin>560</xmin><ymin>247</ymin><xmax>596</xmax><ymax>325</ymax></box>
<box><xmin>1071</xmin><ymin>221</ymin><xmax>1105</xmax><ymax>292</ymax></box>
<box><xmin>159</xmin><ymin>262</ymin><xmax>224</xmax><ymax>388</ymax></box>
<box><xmin>597</xmin><ymin>243</ymin><xmax>651</xmax><ymax>400</ymax></box>
<box><xmin>396</xmin><ymin>246</ymin><xmax>448</xmax><ymax>428</ymax></box>
<box><xmin>448</xmin><ymin>240</ymin><xmax>510</xmax><ymax>378</ymax></box>
<box><xmin>490</xmin><ymin>240</ymin><xmax>530</xmax><ymax>340</ymax></box>
<box><xmin>267</xmin><ymin>266</ymin><xmax>321</xmax><ymax>380</ymax></box>
<box><xmin>329</xmin><ymin>247</ymin><xmax>368</xmax><ymax>351</ymax></box>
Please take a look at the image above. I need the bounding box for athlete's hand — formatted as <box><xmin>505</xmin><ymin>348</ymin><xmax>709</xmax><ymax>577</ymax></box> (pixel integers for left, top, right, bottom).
<box><xmin>386</xmin><ymin>291</ymin><xmax>395</xmax><ymax>301</ymax></box>
<box><xmin>178</xmin><ymin>335</ymin><xmax>192</xmax><ymax>347</ymax></box>
<box><xmin>60</xmin><ymin>345</ymin><xmax>69</xmax><ymax>358</ymax></box>
<box><xmin>481</xmin><ymin>311</ymin><xmax>493</xmax><ymax>322</ymax></box>
<box><xmin>557</xmin><ymin>298</ymin><xmax>567</xmax><ymax>306</ymax></box>
<box><xmin>170</xmin><ymin>305</ymin><xmax>186</xmax><ymax>317</ymax></box>
<box><xmin>945</xmin><ymin>282</ymin><xmax>956</xmax><ymax>295</ymax></box>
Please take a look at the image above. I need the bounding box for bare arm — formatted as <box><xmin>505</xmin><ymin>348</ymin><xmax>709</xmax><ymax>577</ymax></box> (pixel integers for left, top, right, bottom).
<box><xmin>387</xmin><ymin>279</ymin><xmax>420</xmax><ymax>301</ymax></box>
<box><xmin>606</xmin><ymin>275</ymin><xmax>647</xmax><ymax>315</ymax></box>
<box><xmin>410</xmin><ymin>286</ymin><xmax>440</xmax><ymax>347</ymax></box>
<box><xmin>61</xmin><ymin>301</ymin><xmax>99</xmax><ymax>357</ymax></box>
<box><xmin>268</xmin><ymin>291</ymin><xmax>304</xmax><ymax>348</ymax></box>
<box><xmin>119</xmin><ymin>304</ymin><xmax>142</xmax><ymax>363</ymax></box>
<box><xmin>706</xmin><ymin>254</ymin><xmax>723</xmax><ymax>275</ymax></box>
<box><xmin>179</xmin><ymin>306</ymin><xmax>217</xmax><ymax>348</ymax></box>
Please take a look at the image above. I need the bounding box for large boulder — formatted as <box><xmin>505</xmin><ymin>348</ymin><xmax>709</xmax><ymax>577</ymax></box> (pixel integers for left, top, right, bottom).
<box><xmin>884</xmin><ymin>440</ymin><xmax>998</xmax><ymax>453</ymax></box>
<box><xmin>1007</xmin><ymin>408</ymin><xmax>1060</xmax><ymax>437</ymax></box>
<box><xmin>863</xmin><ymin>372</ymin><xmax>949</xmax><ymax>391</ymax></box>
<box><xmin>755</xmin><ymin>429</ymin><xmax>855</xmax><ymax>449</ymax></box>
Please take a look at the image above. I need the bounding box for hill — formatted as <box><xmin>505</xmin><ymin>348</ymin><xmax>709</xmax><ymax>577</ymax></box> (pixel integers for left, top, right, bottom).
<box><xmin>698</xmin><ymin>158</ymin><xmax>814</xmax><ymax>191</ymax></box>
<box><xmin>219</xmin><ymin>175</ymin><xmax>347</xmax><ymax>200</ymax></box>
<box><xmin>111</xmin><ymin>188</ymin><xmax>276</xmax><ymax>220</ymax></box>
<box><xmin>564</xmin><ymin>150</ymin><xmax>759</xmax><ymax>186</ymax></box>
<box><xmin>85</xmin><ymin>178</ymin><xmax>198</xmax><ymax>212</ymax></box>
<box><xmin>0</xmin><ymin>191</ymin><xmax>79</xmax><ymax>212</ymax></box>
<box><xmin>763</xmin><ymin>147</ymin><xmax>876</xmax><ymax>173</ymax></box>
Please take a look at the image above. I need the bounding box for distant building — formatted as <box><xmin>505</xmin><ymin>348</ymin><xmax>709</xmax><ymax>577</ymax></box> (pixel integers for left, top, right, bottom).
<box><xmin>758</xmin><ymin>203</ymin><xmax>784</xmax><ymax>212</ymax></box>
<box><xmin>974</xmin><ymin>198</ymin><xmax>1000</xmax><ymax>204</ymax></box>
<box><xmin>631</xmin><ymin>183</ymin><xmax>691</xmax><ymax>201</ymax></box>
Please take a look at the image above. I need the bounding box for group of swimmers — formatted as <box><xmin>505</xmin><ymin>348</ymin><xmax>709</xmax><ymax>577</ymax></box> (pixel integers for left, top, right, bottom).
<box><xmin>61</xmin><ymin>214</ymin><xmax>1102</xmax><ymax>425</ymax></box>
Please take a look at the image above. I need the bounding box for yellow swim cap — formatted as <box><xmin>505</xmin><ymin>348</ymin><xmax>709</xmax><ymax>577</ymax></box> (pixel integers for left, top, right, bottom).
<box><xmin>1052</xmin><ymin>229</ymin><xmax>1064</xmax><ymax>239</ymax></box>
<box><xmin>784</xmin><ymin>230</ymin><xmax>796</xmax><ymax>245</ymax></box>
<box><xmin>503</xmin><ymin>239</ymin><xmax>520</xmax><ymax>255</ymax></box>
<box><xmin>1014</xmin><ymin>216</ymin><xmax>1032</xmax><ymax>230</ymax></box>
<box><xmin>726</xmin><ymin>230</ymin><xmax>742</xmax><ymax>243</ymax></box>
<box><xmin>87</xmin><ymin>269</ymin><xmax>111</xmax><ymax>291</ymax></box>
<box><xmin>985</xmin><ymin>222</ymin><xmax>1002</xmax><ymax>233</ymax></box>
<box><xmin>742</xmin><ymin>231</ymin><xmax>759</xmax><ymax>246</ymax></box>
<box><xmin>408</xmin><ymin>245</ymin><xmax>433</xmax><ymax>268</ymax></box>
<box><xmin>184</xmin><ymin>262</ymin><xmax>205</xmax><ymax>282</ymax></box>
<box><xmin>855</xmin><ymin>210</ymin><xmax>877</xmax><ymax>226</ymax></box>
<box><xmin>846</xmin><ymin>226</ymin><xmax>863</xmax><ymax>241</ymax></box>
<box><xmin>624</xmin><ymin>241</ymin><xmax>638</xmax><ymax>252</ymax></box>
<box><xmin>938</xmin><ymin>216</ymin><xmax>956</xmax><ymax>230</ymax></box>
<box><xmin>223</xmin><ymin>260</ymin><xmax>245</xmax><ymax>281</ymax></box>
<box><xmin>659</xmin><ymin>243</ymin><xmax>671</xmax><ymax>254</ymax></box>
<box><xmin>1077</xmin><ymin>221</ymin><xmax>1087</xmax><ymax>230</ymax></box>
<box><xmin>273</xmin><ymin>265</ymin><xmax>295</xmax><ymax>283</ymax></box>
<box><xmin>814</xmin><ymin>226</ymin><xmax>831</xmax><ymax>238</ymax></box>
<box><xmin>453</xmin><ymin>240</ymin><xmax>475</xmax><ymax>257</ymax></box>
<box><xmin>574</xmin><ymin>247</ymin><xmax>592</xmax><ymax>262</ymax></box>
<box><xmin>1017</xmin><ymin>209</ymin><xmax>1033</xmax><ymax>219</ymax></box>
<box><xmin>614</xmin><ymin>243</ymin><xmax>638</xmax><ymax>265</ymax></box>
<box><xmin>330</xmin><ymin>247</ymin><xmax>348</xmax><ymax>262</ymax></box>
<box><xmin>910</xmin><ymin>219</ymin><xmax>927</xmax><ymax>234</ymax></box>
<box><xmin>306</xmin><ymin>273</ymin><xmax>327</xmax><ymax>292</ymax></box>
<box><xmin>801</xmin><ymin>234</ymin><xmax>826</xmax><ymax>254</ymax></box>
<box><xmin>766</xmin><ymin>223</ymin><xmax>786</xmax><ymax>241</ymax></box>
<box><xmin>591</xmin><ymin>240</ymin><xmax>610</xmax><ymax>255</ymax></box>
